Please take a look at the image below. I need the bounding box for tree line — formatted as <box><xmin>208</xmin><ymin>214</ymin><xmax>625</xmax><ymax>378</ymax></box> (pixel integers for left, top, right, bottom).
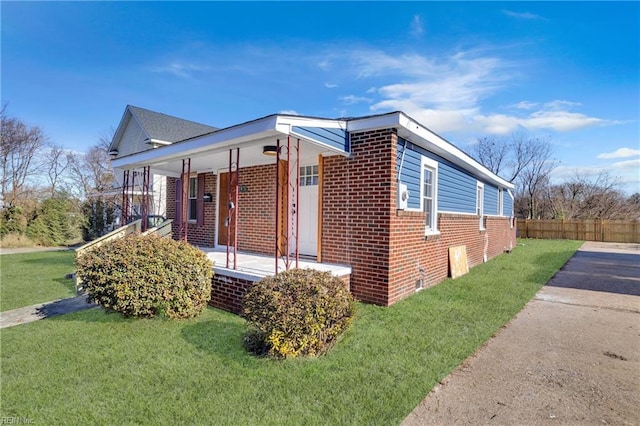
<box><xmin>470</xmin><ymin>133</ymin><xmax>639</xmax><ymax>220</ymax></box>
<box><xmin>0</xmin><ymin>105</ymin><xmax>115</xmax><ymax>246</ymax></box>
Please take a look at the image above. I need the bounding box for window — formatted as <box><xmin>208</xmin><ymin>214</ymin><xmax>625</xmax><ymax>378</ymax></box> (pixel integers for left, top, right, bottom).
<box><xmin>477</xmin><ymin>182</ymin><xmax>485</xmax><ymax>230</ymax></box>
<box><xmin>299</xmin><ymin>165</ymin><xmax>319</xmax><ymax>186</ymax></box>
<box><xmin>188</xmin><ymin>176</ymin><xmax>197</xmax><ymax>221</ymax></box>
<box><xmin>498</xmin><ymin>188</ymin><xmax>503</xmax><ymax>216</ymax></box>
<box><xmin>421</xmin><ymin>157</ymin><xmax>438</xmax><ymax>234</ymax></box>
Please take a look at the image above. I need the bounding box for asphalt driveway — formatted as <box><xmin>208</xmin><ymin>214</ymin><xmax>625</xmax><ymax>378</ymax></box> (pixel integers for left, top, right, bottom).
<box><xmin>403</xmin><ymin>241</ymin><xmax>640</xmax><ymax>425</ymax></box>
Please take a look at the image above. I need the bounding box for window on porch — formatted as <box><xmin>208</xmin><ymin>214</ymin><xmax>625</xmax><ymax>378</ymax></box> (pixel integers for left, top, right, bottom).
<box><xmin>188</xmin><ymin>176</ymin><xmax>197</xmax><ymax>222</ymax></box>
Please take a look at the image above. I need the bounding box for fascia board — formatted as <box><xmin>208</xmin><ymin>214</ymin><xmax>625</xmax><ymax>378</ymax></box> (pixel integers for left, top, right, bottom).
<box><xmin>346</xmin><ymin>113</ymin><xmax>401</xmax><ymax>133</ymax></box>
<box><xmin>112</xmin><ymin>115</ymin><xmax>281</xmax><ymax>169</ymax></box>
<box><xmin>109</xmin><ymin>108</ymin><xmax>133</xmax><ymax>152</ymax></box>
<box><xmin>277</xmin><ymin>115</ymin><xmax>348</xmax><ymax>130</ymax></box>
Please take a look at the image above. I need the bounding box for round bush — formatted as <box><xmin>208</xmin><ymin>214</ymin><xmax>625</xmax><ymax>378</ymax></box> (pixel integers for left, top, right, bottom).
<box><xmin>76</xmin><ymin>234</ymin><xmax>213</xmax><ymax>319</ymax></box>
<box><xmin>242</xmin><ymin>268</ymin><xmax>355</xmax><ymax>359</ymax></box>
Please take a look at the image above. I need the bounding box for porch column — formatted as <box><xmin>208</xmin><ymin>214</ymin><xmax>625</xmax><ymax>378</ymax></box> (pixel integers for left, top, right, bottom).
<box><xmin>141</xmin><ymin>166</ymin><xmax>150</xmax><ymax>231</ymax></box>
<box><xmin>179</xmin><ymin>158</ymin><xmax>191</xmax><ymax>241</ymax></box>
<box><xmin>274</xmin><ymin>136</ymin><xmax>300</xmax><ymax>274</ymax></box>
<box><xmin>226</xmin><ymin>148</ymin><xmax>239</xmax><ymax>269</ymax></box>
<box><xmin>121</xmin><ymin>169</ymin><xmax>130</xmax><ymax>225</ymax></box>
<box><xmin>130</xmin><ymin>170</ymin><xmax>136</xmax><ymax>223</ymax></box>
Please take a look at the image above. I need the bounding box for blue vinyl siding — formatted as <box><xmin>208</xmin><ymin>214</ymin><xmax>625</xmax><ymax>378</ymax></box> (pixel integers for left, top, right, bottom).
<box><xmin>504</xmin><ymin>191</ymin><xmax>514</xmax><ymax>216</ymax></box>
<box><xmin>397</xmin><ymin>142</ymin><xmax>422</xmax><ymax>209</ymax></box>
<box><xmin>292</xmin><ymin>126</ymin><xmax>348</xmax><ymax>152</ymax></box>
<box><xmin>484</xmin><ymin>185</ymin><xmax>499</xmax><ymax>216</ymax></box>
<box><xmin>397</xmin><ymin>137</ymin><xmax>492</xmax><ymax>214</ymax></box>
<box><xmin>438</xmin><ymin>162</ymin><xmax>477</xmax><ymax>213</ymax></box>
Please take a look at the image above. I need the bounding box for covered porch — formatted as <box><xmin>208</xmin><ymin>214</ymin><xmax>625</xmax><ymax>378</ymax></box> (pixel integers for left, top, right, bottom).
<box><xmin>201</xmin><ymin>246</ymin><xmax>351</xmax><ymax>282</ymax></box>
<box><xmin>111</xmin><ymin>113</ymin><xmax>352</xmax><ymax>278</ymax></box>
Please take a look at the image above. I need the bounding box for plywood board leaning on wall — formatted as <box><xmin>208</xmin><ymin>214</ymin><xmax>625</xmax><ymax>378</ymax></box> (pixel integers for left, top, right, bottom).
<box><xmin>449</xmin><ymin>245</ymin><xmax>469</xmax><ymax>279</ymax></box>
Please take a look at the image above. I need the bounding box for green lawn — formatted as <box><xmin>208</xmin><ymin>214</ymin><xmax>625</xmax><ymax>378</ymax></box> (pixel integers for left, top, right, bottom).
<box><xmin>0</xmin><ymin>251</ymin><xmax>76</xmax><ymax>312</ymax></box>
<box><xmin>0</xmin><ymin>239</ymin><xmax>582</xmax><ymax>424</ymax></box>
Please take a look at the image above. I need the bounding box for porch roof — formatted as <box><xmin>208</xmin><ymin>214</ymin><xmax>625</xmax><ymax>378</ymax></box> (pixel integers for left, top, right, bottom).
<box><xmin>111</xmin><ymin>109</ymin><xmax>514</xmax><ymax>189</ymax></box>
<box><xmin>111</xmin><ymin>114</ymin><xmax>350</xmax><ymax>177</ymax></box>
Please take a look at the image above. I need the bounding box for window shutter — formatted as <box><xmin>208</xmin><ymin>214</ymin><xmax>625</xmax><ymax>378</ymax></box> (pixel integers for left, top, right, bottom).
<box><xmin>175</xmin><ymin>178</ymin><xmax>182</xmax><ymax>225</ymax></box>
<box><xmin>197</xmin><ymin>174</ymin><xmax>205</xmax><ymax>226</ymax></box>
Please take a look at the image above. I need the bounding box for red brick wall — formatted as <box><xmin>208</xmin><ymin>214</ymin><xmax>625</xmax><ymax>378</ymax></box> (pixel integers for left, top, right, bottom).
<box><xmin>165</xmin><ymin>130</ymin><xmax>516</xmax><ymax>309</ymax></box>
<box><xmin>388</xmin><ymin>212</ymin><xmax>516</xmax><ymax>305</ymax></box>
<box><xmin>321</xmin><ymin>128</ymin><xmax>516</xmax><ymax>306</ymax></box>
<box><xmin>166</xmin><ymin>166</ymin><xmax>278</xmax><ymax>254</ymax></box>
<box><xmin>210</xmin><ymin>273</ymin><xmax>351</xmax><ymax>314</ymax></box>
<box><xmin>210</xmin><ymin>275</ymin><xmax>256</xmax><ymax>314</ymax></box>
<box><xmin>236</xmin><ymin>164</ymin><xmax>277</xmax><ymax>255</ymax></box>
<box><xmin>167</xmin><ymin>174</ymin><xmax>217</xmax><ymax>247</ymax></box>
<box><xmin>321</xmin><ymin>129</ymin><xmax>396</xmax><ymax>305</ymax></box>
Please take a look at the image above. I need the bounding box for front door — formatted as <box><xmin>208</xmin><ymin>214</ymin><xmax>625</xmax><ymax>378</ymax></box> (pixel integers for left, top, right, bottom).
<box><xmin>298</xmin><ymin>165</ymin><xmax>318</xmax><ymax>256</ymax></box>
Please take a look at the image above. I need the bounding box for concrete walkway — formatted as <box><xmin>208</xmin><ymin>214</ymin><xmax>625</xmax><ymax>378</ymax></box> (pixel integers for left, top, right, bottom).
<box><xmin>0</xmin><ymin>296</ymin><xmax>97</xmax><ymax>329</ymax></box>
<box><xmin>403</xmin><ymin>241</ymin><xmax>640</xmax><ymax>425</ymax></box>
<box><xmin>0</xmin><ymin>246</ymin><xmax>74</xmax><ymax>255</ymax></box>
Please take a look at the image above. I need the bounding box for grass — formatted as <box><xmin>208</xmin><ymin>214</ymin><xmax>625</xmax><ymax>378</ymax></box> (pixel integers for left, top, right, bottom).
<box><xmin>0</xmin><ymin>239</ymin><xmax>582</xmax><ymax>424</ymax></box>
<box><xmin>0</xmin><ymin>250</ymin><xmax>77</xmax><ymax>312</ymax></box>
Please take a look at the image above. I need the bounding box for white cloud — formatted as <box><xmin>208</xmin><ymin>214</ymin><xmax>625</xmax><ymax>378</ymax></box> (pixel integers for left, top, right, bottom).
<box><xmin>597</xmin><ymin>147</ymin><xmax>640</xmax><ymax>159</ymax></box>
<box><xmin>340</xmin><ymin>95</ymin><xmax>372</xmax><ymax>105</ymax></box>
<box><xmin>339</xmin><ymin>49</ymin><xmax>614</xmax><ymax>135</ymax></box>
<box><xmin>544</xmin><ymin>99</ymin><xmax>582</xmax><ymax>110</ymax></box>
<box><xmin>361</xmin><ymin>51</ymin><xmax>510</xmax><ymax>112</ymax></box>
<box><xmin>410</xmin><ymin>15</ymin><xmax>424</xmax><ymax>38</ymax></box>
<box><xmin>278</xmin><ymin>109</ymin><xmax>299</xmax><ymax>115</ymax></box>
<box><xmin>502</xmin><ymin>10</ymin><xmax>545</xmax><ymax>20</ymax></box>
<box><xmin>612</xmin><ymin>158</ymin><xmax>640</xmax><ymax>169</ymax></box>
<box><xmin>524</xmin><ymin>109</ymin><xmax>605</xmax><ymax>131</ymax></box>
<box><xmin>149</xmin><ymin>62</ymin><xmax>208</xmax><ymax>78</ymax></box>
<box><xmin>511</xmin><ymin>101</ymin><xmax>538</xmax><ymax>110</ymax></box>
<box><xmin>324</xmin><ymin>82</ymin><xmax>338</xmax><ymax>88</ymax></box>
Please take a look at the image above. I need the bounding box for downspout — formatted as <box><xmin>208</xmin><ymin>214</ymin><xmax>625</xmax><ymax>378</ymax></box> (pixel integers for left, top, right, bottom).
<box><xmin>397</xmin><ymin>138</ymin><xmax>406</xmax><ymax>183</ymax></box>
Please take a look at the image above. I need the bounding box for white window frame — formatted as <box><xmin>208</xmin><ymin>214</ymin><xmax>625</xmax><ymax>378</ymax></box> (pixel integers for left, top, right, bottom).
<box><xmin>498</xmin><ymin>187</ymin><xmax>504</xmax><ymax>217</ymax></box>
<box><xmin>299</xmin><ymin>165</ymin><xmax>319</xmax><ymax>187</ymax></box>
<box><xmin>477</xmin><ymin>182</ymin><xmax>485</xmax><ymax>230</ymax></box>
<box><xmin>188</xmin><ymin>176</ymin><xmax>197</xmax><ymax>222</ymax></box>
<box><xmin>421</xmin><ymin>157</ymin><xmax>439</xmax><ymax>235</ymax></box>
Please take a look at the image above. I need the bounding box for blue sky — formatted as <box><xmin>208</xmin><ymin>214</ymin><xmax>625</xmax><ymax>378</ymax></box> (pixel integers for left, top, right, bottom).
<box><xmin>2</xmin><ymin>1</ymin><xmax>639</xmax><ymax>194</ymax></box>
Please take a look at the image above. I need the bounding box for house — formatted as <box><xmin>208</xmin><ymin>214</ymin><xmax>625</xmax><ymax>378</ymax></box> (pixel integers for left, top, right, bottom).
<box><xmin>108</xmin><ymin>105</ymin><xmax>218</xmax><ymax>228</ymax></box>
<box><xmin>110</xmin><ymin>106</ymin><xmax>516</xmax><ymax>313</ymax></box>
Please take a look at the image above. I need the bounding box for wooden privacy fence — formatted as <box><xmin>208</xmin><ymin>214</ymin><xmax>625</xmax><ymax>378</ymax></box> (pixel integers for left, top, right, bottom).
<box><xmin>517</xmin><ymin>219</ymin><xmax>640</xmax><ymax>243</ymax></box>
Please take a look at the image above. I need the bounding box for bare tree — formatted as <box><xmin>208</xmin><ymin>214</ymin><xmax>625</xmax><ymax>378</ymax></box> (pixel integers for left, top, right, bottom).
<box><xmin>0</xmin><ymin>105</ymin><xmax>47</xmax><ymax>207</ymax></box>
<box><xmin>470</xmin><ymin>131</ymin><xmax>558</xmax><ymax>219</ymax></box>
<box><xmin>470</xmin><ymin>131</ymin><xmax>554</xmax><ymax>183</ymax></box>
<box><xmin>68</xmin><ymin>132</ymin><xmax>114</xmax><ymax>199</ymax></box>
<box><xmin>516</xmin><ymin>140</ymin><xmax>558</xmax><ymax>219</ymax></box>
<box><xmin>43</xmin><ymin>143</ymin><xmax>71</xmax><ymax>197</ymax></box>
<box><xmin>472</xmin><ymin>136</ymin><xmax>511</xmax><ymax>177</ymax></box>
<box><xmin>546</xmin><ymin>171</ymin><xmax>637</xmax><ymax>220</ymax></box>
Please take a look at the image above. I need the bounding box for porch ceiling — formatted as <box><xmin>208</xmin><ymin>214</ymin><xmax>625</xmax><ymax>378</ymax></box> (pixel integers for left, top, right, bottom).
<box><xmin>147</xmin><ymin>136</ymin><xmax>331</xmax><ymax>177</ymax></box>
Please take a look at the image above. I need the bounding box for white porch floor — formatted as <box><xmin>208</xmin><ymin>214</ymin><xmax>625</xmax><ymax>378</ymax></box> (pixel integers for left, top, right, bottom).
<box><xmin>199</xmin><ymin>246</ymin><xmax>352</xmax><ymax>282</ymax></box>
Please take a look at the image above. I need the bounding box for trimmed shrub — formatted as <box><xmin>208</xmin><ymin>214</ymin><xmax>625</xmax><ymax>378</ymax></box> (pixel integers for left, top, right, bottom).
<box><xmin>242</xmin><ymin>268</ymin><xmax>355</xmax><ymax>359</ymax></box>
<box><xmin>76</xmin><ymin>234</ymin><xmax>213</xmax><ymax>319</ymax></box>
